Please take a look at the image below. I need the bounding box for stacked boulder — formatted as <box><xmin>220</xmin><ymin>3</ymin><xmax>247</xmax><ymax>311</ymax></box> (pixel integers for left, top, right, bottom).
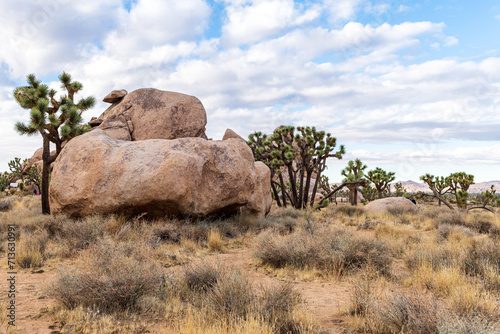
<box><xmin>49</xmin><ymin>89</ymin><xmax>271</xmax><ymax>219</ymax></box>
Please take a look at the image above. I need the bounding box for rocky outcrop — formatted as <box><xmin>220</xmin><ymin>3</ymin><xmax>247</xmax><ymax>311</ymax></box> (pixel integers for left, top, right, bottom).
<box><xmin>49</xmin><ymin>130</ymin><xmax>257</xmax><ymax>218</ymax></box>
<box><xmin>22</xmin><ymin>148</ymin><xmax>43</xmax><ymax>173</ymax></box>
<box><xmin>103</xmin><ymin>89</ymin><xmax>127</xmax><ymax>103</ymax></box>
<box><xmin>223</xmin><ymin>128</ymin><xmax>246</xmax><ymax>142</ymax></box>
<box><xmin>95</xmin><ymin>88</ymin><xmax>208</xmax><ymax>141</ymax></box>
<box><xmin>364</xmin><ymin>197</ymin><xmax>418</xmax><ymax>214</ymax></box>
<box><xmin>239</xmin><ymin>162</ymin><xmax>272</xmax><ymax>218</ymax></box>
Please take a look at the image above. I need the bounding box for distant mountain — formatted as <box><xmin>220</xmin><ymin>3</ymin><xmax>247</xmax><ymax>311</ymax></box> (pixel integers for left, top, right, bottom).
<box><xmin>390</xmin><ymin>180</ymin><xmax>500</xmax><ymax>194</ymax></box>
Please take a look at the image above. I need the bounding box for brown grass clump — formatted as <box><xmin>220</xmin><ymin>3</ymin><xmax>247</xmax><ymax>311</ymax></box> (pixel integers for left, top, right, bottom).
<box><xmin>16</xmin><ymin>230</ymin><xmax>48</xmax><ymax>268</ymax></box>
<box><xmin>208</xmin><ymin>229</ymin><xmax>226</xmax><ymax>253</ymax></box>
<box><xmin>254</xmin><ymin>226</ymin><xmax>392</xmax><ymax>277</ymax></box>
<box><xmin>172</xmin><ymin>262</ymin><xmax>314</xmax><ymax>334</ymax></box>
<box><xmin>0</xmin><ymin>199</ymin><xmax>13</xmax><ymax>212</ymax></box>
<box><xmin>48</xmin><ymin>239</ymin><xmax>163</xmax><ymax>312</ymax></box>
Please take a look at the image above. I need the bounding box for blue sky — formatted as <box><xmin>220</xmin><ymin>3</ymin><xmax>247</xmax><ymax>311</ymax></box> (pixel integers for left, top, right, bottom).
<box><xmin>0</xmin><ymin>0</ymin><xmax>499</xmax><ymax>182</ymax></box>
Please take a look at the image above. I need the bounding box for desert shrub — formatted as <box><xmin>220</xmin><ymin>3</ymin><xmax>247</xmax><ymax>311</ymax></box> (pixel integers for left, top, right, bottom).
<box><xmin>48</xmin><ymin>239</ymin><xmax>163</xmax><ymax>312</ymax></box>
<box><xmin>60</xmin><ymin>216</ymin><xmax>105</xmax><ymax>253</ymax></box>
<box><xmin>334</xmin><ymin>205</ymin><xmax>365</xmax><ymax>217</ymax></box>
<box><xmin>208</xmin><ymin>229</ymin><xmax>225</xmax><ymax>252</ymax></box>
<box><xmin>404</xmin><ymin>244</ymin><xmax>457</xmax><ymax>271</ymax></box>
<box><xmin>204</xmin><ymin>270</ymin><xmax>255</xmax><ymax>319</ymax></box>
<box><xmin>270</xmin><ymin>207</ymin><xmax>303</xmax><ymax>219</ymax></box>
<box><xmin>184</xmin><ymin>262</ymin><xmax>225</xmax><ymax>294</ymax></box>
<box><xmin>462</xmin><ymin>239</ymin><xmax>500</xmax><ymax>290</ymax></box>
<box><xmin>437</xmin><ymin>224</ymin><xmax>475</xmax><ymax>240</ymax></box>
<box><xmin>364</xmin><ymin>289</ymin><xmax>440</xmax><ymax>334</ymax></box>
<box><xmin>255</xmin><ymin>227</ymin><xmax>392</xmax><ymax>276</ymax></box>
<box><xmin>438</xmin><ymin>316</ymin><xmax>499</xmax><ymax>334</ymax></box>
<box><xmin>178</xmin><ymin>262</ymin><xmax>306</xmax><ymax>333</ymax></box>
<box><xmin>16</xmin><ymin>230</ymin><xmax>48</xmax><ymax>268</ymax></box>
<box><xmin>0</xmin><ymin>200</ymin><xmax>13</xmax><ymax>212</ymax></box>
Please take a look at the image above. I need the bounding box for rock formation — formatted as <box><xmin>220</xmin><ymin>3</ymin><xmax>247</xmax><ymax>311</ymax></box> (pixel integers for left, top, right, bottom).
<box><xmin>364</xmin><ymin>197</ymin><xmax>418</xmax><ymax>214</ymax></box>
<box><xmin>50</xmin><ymin>130</ymin><xmax>258</xmax><ymax>218</ymax></box>
<box><xmin>91</xmin><ymin>88</ymin><xmax>208</xmax><ymax>141</ymax></box>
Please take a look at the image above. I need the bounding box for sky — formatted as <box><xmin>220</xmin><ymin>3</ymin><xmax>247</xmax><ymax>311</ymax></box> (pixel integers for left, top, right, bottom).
<box><xmin>0</xmin><ymin>0</ymin><xmax>499</xmax><ymax>182</ymax></box>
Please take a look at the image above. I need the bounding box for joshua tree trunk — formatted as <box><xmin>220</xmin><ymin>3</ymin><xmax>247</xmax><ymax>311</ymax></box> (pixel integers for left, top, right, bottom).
<box><xmin>278</xmin><ymin>173</ymin><xmax>287</xmax><ymax>208</ymax></box>
<box><xmin>348</xmin><ymin>185</ymin><xmax>358</xmax><ymax>205</ymax></box>
<box><xmin>271</xmin><ymin>182</ymin><xmax>282</xmax><ymax>207</ymax></box>
<box><xmin>41</xmin><ymin>136</ymin><xmax>51</xmax><ymax>214</ymax></box>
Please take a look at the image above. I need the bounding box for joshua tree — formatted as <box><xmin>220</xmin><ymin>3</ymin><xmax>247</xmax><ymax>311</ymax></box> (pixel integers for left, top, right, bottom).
<box><xmin>341</xmin><ymin>159</ymin><xmax>367</xmax><ymax>205</ymax></box>
<box><xmin>366</xmin><ymin>167</ymin><xmax>395</xmax><ymax>199</ymax></box>
<box><xmin>361</xmin><ymin>182</ymin><xmax>377</xmax><ymax>202</ymax></box>
<box><xmin>8</xmin><ymin>157</ymin><xmax>26</xmax><ymax>183</ymax></box>
<box><xmin>447</xmin><ymin>172</ymin><xmax>474</xmax><ymax>210</ymax></box>
<box><xmin>25</xmin><ymin>165</ymin><xmax>42</xmax><ymax>194</ymax></box>
<box><xmin>14</xmin><ymin>72</ymin><xmax>95</xmax><ymax>214</ymax></box>
<box><xmin>247</xmin><ymin>131</ymin><xmax>286</xmax><ymax>207</ymax></box>
<box><xmin>393</xmin><ymin>182</ymin><xmax>407</xmax><ymax>197</ymax></box>
<box><xmin>420</xmin><ymin>174</ymin><xmax>454</xmax><ymax>210</ymax></box>
<box><xmin>248</xmin><ymin>126</ymin><xmax>345</xmax><ymax>209</ymax></box>
<box><xmin>0</xmin><ymin>173</ymin><xmax>10</xmax><ymax>192</ymax></box>
<box><xmin>468</xmin><ymin>185</ymin><xmax>499</xmax><ymax>213</ymax></box>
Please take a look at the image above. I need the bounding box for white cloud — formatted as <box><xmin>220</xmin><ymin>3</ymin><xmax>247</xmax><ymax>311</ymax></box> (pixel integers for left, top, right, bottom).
<box><xmin>322</xmin><ymin>0</ymin><xmax>363</xmax><ymax>24</ymax></box>
<box><xmin>220</xmin><ymin>0</ymin><xmax>320</xmax><ymax>46</ymax></box>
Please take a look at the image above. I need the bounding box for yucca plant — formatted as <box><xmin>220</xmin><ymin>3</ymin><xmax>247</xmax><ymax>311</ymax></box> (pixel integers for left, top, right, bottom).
<box><xmin>14</xmin><ymin>72</ymin><xmax>95</xmax><ymax>214</ymax></box>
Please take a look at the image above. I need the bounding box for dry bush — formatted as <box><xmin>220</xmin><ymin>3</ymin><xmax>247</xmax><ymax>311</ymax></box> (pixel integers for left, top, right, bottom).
<box><xmin>16</xmin><ymin>230</ymin><xmax>48</xmax><ymax>268</ymax></box>
<box><xmin>356</xmin><ymin>287</ymin><xmax>441</xmax><ymax>334</ymax></box>
<box><xmin>437</xmin><ymin>224</ymin><xmax>475</xmax><ymax>240</ymax></box>
<box><xmin>255</xmin><ymin>226</ymin><xmax>392</xmax><ymax>277</ymax></box>
<box><xmin>48</xmin><ymin>239</ymin><xmax>163</xmax><ymax>312</ymax></box>
<box><xmin>437</xmin><ymin>316</ymin><xmax>499</xmax><ymax>334</ymax></box>
<box><xmin>174</xmin><ymin>262</ymin><xmax>310</xmax><ymax>334</ymax></box>
<box><xmin>208</xmin><ymin>229</ymin><xmax>225</xmax><ymax>252</ymax></box>
<box><xmin>333</xmin><ymin>205</ymin><xmax>365</xmax><ymax>217</ymax></box>
<box><xmin>0</xmin><ymin>200</ymin><xmax>13</xmax><ymax>212</ymax></box>
<box><xmin>462</xmin><ymin>239</ymin><xmax>500</xmax><ymax>291</ymax></box>
<box><xmin>270</xmin><ymin>207</ymin><xmax>303</xmax><ymax>219</ymax></box>
<box><xmin>184</xmin><ymin>262</ymin><xmax>225</xmax><ymax>294</ymax></box>
<box><xmin>60</xmin><ymin>216</ymin><xmax>105</xmax><ymax>253</ymax></box>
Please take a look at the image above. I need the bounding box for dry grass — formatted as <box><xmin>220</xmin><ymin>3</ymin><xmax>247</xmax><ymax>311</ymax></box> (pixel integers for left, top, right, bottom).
<box><xmin>254</xmin><ymin>225</ymin><xmax>392</xmax><ymax>278</ymax></box>
<box><xmin>16</xmin><ymin>230</ymin><xmax>48</xmax><ymax>268</ymax></box>
<box><xmin>3</xmin><ymin>197</ymin><xmax>500</xmax><ymax>333</ymax></box>
<box><xmin>47</xmin><ymin>239</ymin><xmax>163</xmax><ymax>312</ymax></box>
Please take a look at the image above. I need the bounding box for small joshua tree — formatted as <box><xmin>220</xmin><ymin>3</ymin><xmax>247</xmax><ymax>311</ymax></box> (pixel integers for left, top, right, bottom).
<box><xmin>0</xmin><ymin>173</ymin><xmax>10</xmax><ymax>192</ymax></box>
<box><xmin>14</xmin><ymin>72</ymin><xmax>95</xmax><ymax>214</ymax></box>
<box><xmin>341</xmin><ymin>159</ymin><xmax>367</xmax><ymax>205</ymax></box>
<box><xmin>393</xmin><ymin>182</ymin><xmax>407</xmax><ymax>197</ymax></box>
<box><xmin>8</xmin><ymin>157</ymin><xmax>26</xmax><ymax>183</ymax></box>
<box><xmin>366</xmin><ymin>167</ymin><xmax>395</xmax><ymax>199</ymax></box>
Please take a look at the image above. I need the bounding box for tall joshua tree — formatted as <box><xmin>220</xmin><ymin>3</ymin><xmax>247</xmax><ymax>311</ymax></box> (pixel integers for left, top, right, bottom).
<box><xmin>366</xmin><ymin>167</ymin><xmax>396</xmax><ymax>199</ymax></box>
<box><xmin>447</xmin><ymin>172</ymin><xmax>474</xmax><ymax>210</ymax></box>
<box><xmin>341</xmin><ymin>159</ymin><xmax>367</xmax><ymax>205</ymax></box>
<box><xmin>248</xmin><ymin>126</ymin><xmax>345</xmax><ymax>209</ymax></box>
<box><xmin>14</xmin><ymin>72</ymin><xmax>95</xmax><ymax>214</ymax></box>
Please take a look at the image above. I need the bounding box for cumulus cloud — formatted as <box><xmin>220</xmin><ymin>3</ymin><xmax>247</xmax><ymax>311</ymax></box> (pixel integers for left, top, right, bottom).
<box><xmin>0</xmin><ymin>0</ymin><xmax>498</xmax><ymax>178</ymax></box>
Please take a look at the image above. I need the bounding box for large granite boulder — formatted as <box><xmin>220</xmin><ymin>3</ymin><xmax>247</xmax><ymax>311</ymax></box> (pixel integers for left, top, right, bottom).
<box><xmin>49</xmin><ymin>130</ymin><xmax>257</xmax><ymax>218</ymax></box>
<box><xmin>22</xmin><ymin>147</ymin><xmax>43</xmax><ymax>173</ymax></box>
<box><xmin>239</xmin><ymin>162</ymin><xmax>272</xmax><ymax>218</ymax></box>
<box><xmin>364</xmin><ymin>197</ymin><xmax>418</xmax><ymax>214</ymax></box>
<box><xmin>95</xmin><ymin>88</ymin><xmax>207</xmax><ymax>141</ymax></box>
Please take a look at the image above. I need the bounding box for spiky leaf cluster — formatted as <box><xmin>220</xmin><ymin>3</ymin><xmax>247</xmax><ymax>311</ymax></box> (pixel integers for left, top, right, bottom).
<box><xmin>8</xmin><ymin>157</ymin><xmax>26</xmax><ymax>182</ymax></box>
<box><xmin>14</xmin><ymin>72</ymin><xmax>96</xmax><ymax>144</ymax></box>
<box><xmin>341</xmin><ymin>158</ymin><xmax>367</xmax><ymax>182</ymax></box>
<box><xmin>366</xmin><ymin>167</ymin><xmax>395</xmax><ymax>198</ymax></box>
<box><xmin>0</xmin><ymin>173</ymin><xmax>10</xmax><ymax>192</ymax></box>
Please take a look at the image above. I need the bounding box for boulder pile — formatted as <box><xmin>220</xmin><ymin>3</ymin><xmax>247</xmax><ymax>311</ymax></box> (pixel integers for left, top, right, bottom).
<box><xmin>49</xmin><ymin>88</ymin><xmax>271</xmax><ymax>219</ymax></box>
